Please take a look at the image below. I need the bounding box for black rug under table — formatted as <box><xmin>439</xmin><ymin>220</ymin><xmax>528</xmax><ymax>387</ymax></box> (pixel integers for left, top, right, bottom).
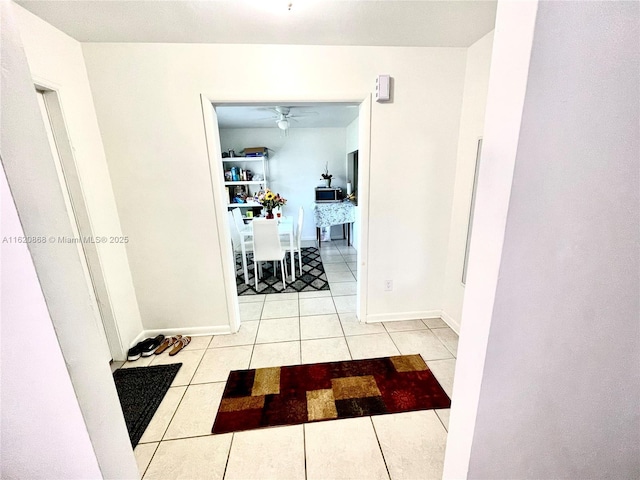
<box><xmin>236</xmin><ymin>246</ymin><xmax>330</xmax><ymax>295</ymax></box>
<box><xmin>113</xmin><ymin>363</ymin><xmax>181</xmax><ymax>447</ymax></box>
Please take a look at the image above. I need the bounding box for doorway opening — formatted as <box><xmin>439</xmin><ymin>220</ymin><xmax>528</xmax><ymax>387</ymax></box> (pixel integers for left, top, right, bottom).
<box><xmin>200</xmin><ymin>96</ymin><xmax>372</xmax><ymax>334</ymax></box>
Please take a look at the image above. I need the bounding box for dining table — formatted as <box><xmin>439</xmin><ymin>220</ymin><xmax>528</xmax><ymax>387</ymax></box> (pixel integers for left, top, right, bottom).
<box><xmin>238</xmin><ymin>216</ymin><xmax>295</xmax><ymax>285</ymax></box>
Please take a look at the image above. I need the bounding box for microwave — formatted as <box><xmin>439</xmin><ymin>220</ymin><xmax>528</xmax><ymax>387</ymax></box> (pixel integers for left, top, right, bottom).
<box><xmin>315</xmin><ymin>187</ymin><xmax>342</xmax><ymax>203</ymax></box>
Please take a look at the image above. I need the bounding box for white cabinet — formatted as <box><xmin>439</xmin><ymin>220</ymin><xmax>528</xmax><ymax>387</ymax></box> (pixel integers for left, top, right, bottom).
<box><xmin>223</xmin><ymin>155</ymin><xmax>268</xmax><ymax>212</ymax></box>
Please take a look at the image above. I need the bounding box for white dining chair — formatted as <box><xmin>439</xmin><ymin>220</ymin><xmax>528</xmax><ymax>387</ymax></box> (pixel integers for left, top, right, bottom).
<box><xmin>282</xmin><ymin>206</ymin><xmax>304</xmax><ymax>276</ymax></box>
<box><xmin>231</xmin><ymin>208</ymin><xmax>249</xmax><ymax>237</ymax></box>
<box><xmin>227</xmin><ymin>211</ymin><xmax>254</xmax><ymax>280</ymax></box>
<box><xmin>252</xmin><ymin>218</ymin><xmax>288</xmax><ymax>291</ymax></box>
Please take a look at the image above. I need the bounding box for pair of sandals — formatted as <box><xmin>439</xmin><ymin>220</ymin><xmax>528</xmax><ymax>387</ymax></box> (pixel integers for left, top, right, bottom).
<box><xmin>127</xmin><ymin>334</ymin><xmax>191</xmax><ymax>361</ymax></box>
<box><xmin>155</xmin><ymin>335</ymin><xmax>191</xmax><ymax>357</ymax></box>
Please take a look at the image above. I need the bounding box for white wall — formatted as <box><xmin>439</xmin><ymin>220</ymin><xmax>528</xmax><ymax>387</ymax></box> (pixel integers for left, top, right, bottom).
<box><xmin>81</xmin><ymin>43</ymin><xmax>467</xmax><ymax>326</ymax></box>
<box><xmin>220</xmin><ymin>127</ymin><xmax>348</xmax><ymax>240</ymax></box>
<box><xmin>446</xmin><ymin>1</ymin><xmax>640</xmax><ymax>477</ymax></box>
<box><xmin>14</xmin><ymin>4</ymin><xmax>143</xmax><ymax>357</ymax></box>
<box><xmin>441</xmin><ymin>31</ymin><xmax>494</xmax><ymax>331</ymax></box>
<box><xmin>0</xmin><ymin>164</ymin><xmax>102</xmax><ymax>480</ymax></box>
<box><xmin>345</xmin><ymin>116</ymin><xmax>359</xmax><ymax>155</ymax></box>
<box><xmin>4</xmin><ymin>3</ymin><xmax>138</xmax><ymax>478</ymax></box>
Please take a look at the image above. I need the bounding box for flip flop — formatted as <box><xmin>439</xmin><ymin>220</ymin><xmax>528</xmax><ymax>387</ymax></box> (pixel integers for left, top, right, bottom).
<box><xmin>169</xmin><ymin>336</ymin><xmax>191</xmax><ymax>356</ymax></box>
<box><xmin>155</xmin><ymin>335</ymin><xmax>183</xmax><ymax>355</ymax></box>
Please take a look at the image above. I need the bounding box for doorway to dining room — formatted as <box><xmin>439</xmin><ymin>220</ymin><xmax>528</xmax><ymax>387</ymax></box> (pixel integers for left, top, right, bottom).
<box><xmin>200</xmin><ymin>97</ymin><xmax>372</xmax><ymax>343</ymax></box>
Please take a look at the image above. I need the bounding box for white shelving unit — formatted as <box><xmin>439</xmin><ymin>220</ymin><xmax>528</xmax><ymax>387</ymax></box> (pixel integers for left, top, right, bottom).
<box><xmin>223</xmin><ymin>155</ymin><xmax>268</xmax><ymax>214</ymax></box>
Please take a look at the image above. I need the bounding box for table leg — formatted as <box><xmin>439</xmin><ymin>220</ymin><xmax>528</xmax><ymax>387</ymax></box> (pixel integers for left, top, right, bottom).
<box><xmin>348</xmin><ymin>223</ymin><xmax>352</xmax><ymax>246</ymax></box>
<box><xmin>317</xmin><ymin>227</ymin><xmax>321</xmax><ymax>249</ymax></box>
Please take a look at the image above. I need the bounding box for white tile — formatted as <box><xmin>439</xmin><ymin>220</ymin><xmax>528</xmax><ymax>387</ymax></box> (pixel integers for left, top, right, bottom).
<box><xmin>190</xmin><ymin>346</ymin><xmax>252</xmax><ymax>384</ymax></box>
<box><xmin>305</xmin><ymin>417</ymin><xmax>389</xmax><ymax>480</ymax></box>
<box><xmin>183</xmin><ymin>335</ymin><xmax>211</xmax><ymax>350</ymax></box>
<box><xmin>422</xmin><ymin>317</ymin><xmax>448</xmax><ymax>329</ymax></box>
<box><xmin>345</xmin><ymin>333</ymin><xmax>400</xmax><ymax>359</ymax></box>
<box><xmin>299</xmin><ymin>297</ymin><xmax>337</xmax><ymax>316</ymax></box>
<box><xmin>121</xmin><ymin>356</ymin><xmax>155</xmax><ymax>368</ymax></box>
<box><xmin>298</xmin><ymin>290</ymin><xmax>332</xmax><ymax>299</ymax></box>
<box><xmin>435</xmin><ymin>409</ymin><xmax>450</xmax><ymax>431</ymax></box>
<box><xmin>256</xmin><ymin>317</ymin><xmax>300</xmax><ymax>344</ymax></box>
<box><xmin>110</xmin><ymin>361</ymin><xmax>125</xmax><ymax>372</ymax></box>
<box><xmin>426</xmin><ymin>359</ymin><xmax>456</xmax><ymax>398</ymax></box>
<box><xmin>142</xmin><ymin>435</ymin><xmax>232</xmax><ymax>480</ymax></box>
<box><xmin>238</xmin><ymin>294</ymin><xmax>265</xmax><ymax>303</ymax></box>
<box><xmin>300</xmin><ymin>314</ymin><xmax>344</xmax><ymax>340</ymax></box>
<box><xmin>333</xmin><ymin>295</ymin><xmax>357</xmax><ymax>314</ymax></box>
<box><xmin>261</xmin><ymin>299</ymin><xmax>299</xmax><ymax>319</ymax></box>
<box><xmin>250</xmin><ymin>341</ymin><xmax>301</xmax><ymax>369</ymax></box>
<box><xmin>388</xmin><ymin>330</ymin><xmax>453</xmax><ymax>361</ymax></box>
<box><xmin>163</xmin><ymin>383</ymin><xmax>225</xmax><ymax>440</ymax></box>
<box><xmin>339</xmin><ymin>313</ymin><xmax>386</xmax><ymax>336</ymax></box>
<box><xmin>336</xmin><ymin>246</ymin><xmax>357</xmax><ymax>255</ymax></box>
<box><xmin>148</xmin><ymin>350</ymin><xmax>205</xmax><ymax>387</ymax></box>
<box><xmin>264</xmin><ymin>292</ymin><xmax>299</xmax><ymax>302</ymax></box>
<box><xmin>208</xmin><ymin>321</ymin><xmax>258</xmax><ymax>348</ymax></box>
<box><xmin>320</xmin><ymin>254</ymin><xmax>346</xmax><ymax>264</ymax></box>
<box><xmin>239</xmin><ymin>301</ymin><xmax>264</xmax><ymax>321</ymax></box>
<box><xmin>382</xmin><ymin>319</ymin><xmax>429</xmax><ymax>332</ymax></box>
<box><xmin>323</xmin><ymin>263</ymin><xmax>351</xmax><ymax>273</ymax></box>
<box><xmin>431</xmin><ymin>327</ymin><xmax>459</xmax><ymax>356</ymax></box>
<box><xmin>325</xmin><ymin>271</ymin><xmax>356</xmax><ymax>283</ymax></box>
<box><xmin>372</xmin><ymin>410</ymin><xmax>447</xmax><ymax>480</ymax></box>
<box><xmin>330</xmin><ymin>281</ymin><xmax>358</xmax><ymax>297</ymax></box>
<box><xmin>341</xmin><ymin>254</ymin><xmax>358</xmax><ymax>262</ymax></box>
<box><xmin>347</xmin><ymin>262</ymin><xmax>358</xmax><ymax>271</ymax></box>
<box><xmin>301</xmin><ymin>337</ymin><xmax>351</xmax><ymax>364</ymax></box>
<box><xmin>134</xmin><ymin>442</ymin><xmax>158</xmax><ymax>479</ymax></box>
<box><xmin>225</xmin><ymin>425</ymin><xmax>305</xmax><ymax>480</ymax></box>
<box><xmin>139</xmin><ymin>386</ymin><xmax>187</xmax><ymax>443</ymax></box>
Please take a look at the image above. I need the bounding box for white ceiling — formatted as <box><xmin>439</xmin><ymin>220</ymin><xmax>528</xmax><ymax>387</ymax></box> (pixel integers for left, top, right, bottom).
<box><xmin>216</xmin><ymin>104</ymin><xmax>360</xmax><ymax>129</ymax></box>
<box><xmin>16</xmin><ymin>0</ymin><xmax>497</xmax><ymax>47</ymax></box>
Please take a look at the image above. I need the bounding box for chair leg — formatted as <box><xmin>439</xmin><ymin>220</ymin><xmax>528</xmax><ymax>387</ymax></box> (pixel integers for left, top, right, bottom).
<box><xmin>254</xmin><ymin>261</ymin><xmax>259</xmax><ymax>291</ymax></box>
<box><xmin>298</xmin><ymin>250</ymin><xmax>303</xmax><ymax>276</ymax></box>
<box><xmin>280</xmin><ymin>259</ymin><xmax>286</xmax><ymax>290</ymax></box>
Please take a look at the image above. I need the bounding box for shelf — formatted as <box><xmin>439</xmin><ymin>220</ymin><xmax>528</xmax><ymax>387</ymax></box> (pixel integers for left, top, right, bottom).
<box><xmin>228</xmin><ymin>202</ymin><xmax>262</xmax><ymax>208</ymax></box>
<box><xmin>222</xmin><ymin>156</ymin><xmax>266</xmax><ymax>163</ymax></box>
<box><xmin>225</xmin><ymin>181</ymin><xmax>265</xmax><ymax>186</ymax></box>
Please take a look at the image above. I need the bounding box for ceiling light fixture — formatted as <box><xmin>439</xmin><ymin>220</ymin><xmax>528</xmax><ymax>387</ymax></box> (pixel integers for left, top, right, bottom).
<box><xmin>277</xmin><ymin>118</ymin><xmax>290</xmax><ymax>130</ymax></box>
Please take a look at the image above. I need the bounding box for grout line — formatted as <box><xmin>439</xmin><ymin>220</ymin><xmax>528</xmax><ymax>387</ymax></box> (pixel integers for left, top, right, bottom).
<box><xmin>222</xmin><ymin>433</ymin><xmax>235</xmax><ymax>479</ymax></box>
<box><xmin>369</xmin><ymin>417</ymin><xmax>392</xmax><ymax>480</ymax></box>
<box><xmin>303</xmin><ymin>424</ymin><xmax>308</xmax><ymax>480</ymax></box>
<box><xmin>139</xmin><ymin>440</ymin><xmax>160</xmax><ymax>480</ymax></box>
<box><xmin>157</xmin><ymin>385</ymin><xmax>189</xmax><ymax>443</ymax></box>
<box><xmin>435</xmin><ymin>409</ymin><xmax>449</xmax><ymax>433</ymax></box>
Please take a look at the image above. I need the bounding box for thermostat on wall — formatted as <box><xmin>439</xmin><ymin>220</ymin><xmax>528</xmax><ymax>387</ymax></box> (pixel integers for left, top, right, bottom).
<box><xmin>376</xmin><ymin>75</ymin><xmax>391</xmax><ymax>102</ymax></box>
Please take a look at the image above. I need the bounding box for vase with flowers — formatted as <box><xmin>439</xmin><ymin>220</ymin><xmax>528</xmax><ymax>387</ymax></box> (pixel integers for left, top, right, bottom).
<box><xmin>255</xmin><ymin>189</ymin><xmax>287</xmax><ymax>219</ymax></box>
<box><xmin>320</xmin><ymin>163</ymin><xmax>333</xmax><ymax>188</ymax></box>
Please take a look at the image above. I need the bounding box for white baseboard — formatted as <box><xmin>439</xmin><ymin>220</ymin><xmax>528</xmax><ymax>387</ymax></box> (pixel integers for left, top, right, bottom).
<box><xmin>129</xmin><ymin>324</ymin><xmax>233</xmax><ymax>348</ymax></box>
<box><xmin>365</xmin><ymin>310</ymin><xmax>442</xmax><ymax>324</ymax></box>
<box><xmin>440</xmin><ymin>310</ymin><xmax>461</xmax><ymax>335</ymax></box>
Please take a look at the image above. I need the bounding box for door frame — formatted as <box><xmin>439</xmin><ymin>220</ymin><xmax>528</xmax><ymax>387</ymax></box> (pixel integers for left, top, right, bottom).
<box><xmin>35</xmin><ymin>79</ymin><xmax>123</xmax><ymax>361</ymax></box>
<box><xmin>199</xmin><ymin>93</ymin><xmax>373</xmax><ymax>330</ymax></box>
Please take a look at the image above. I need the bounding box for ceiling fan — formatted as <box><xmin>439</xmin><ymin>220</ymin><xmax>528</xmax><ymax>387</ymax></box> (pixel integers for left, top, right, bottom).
<box><xmin>259</xmin><ymin>106</ymin><xmax>318</xmax><ymax>132</ymax></box>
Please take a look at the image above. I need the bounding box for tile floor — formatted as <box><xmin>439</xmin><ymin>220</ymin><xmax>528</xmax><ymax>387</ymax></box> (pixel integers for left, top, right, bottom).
<box><xmin>123</xmin><ymin>239</ymin><xmax>458</xmax><ymax>480</ymax></box>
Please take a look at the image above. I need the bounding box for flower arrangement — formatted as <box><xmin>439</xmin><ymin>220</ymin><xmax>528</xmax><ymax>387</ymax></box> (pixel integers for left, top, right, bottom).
<box><xmin>320</xmin><ymin>163</ymin><xmax>333</xmax><ymax>187</ymax></box>
<box><xmin>255</xmin><ymin>189</ymin><xmax>287</xmax><ymax>215</ymax></box>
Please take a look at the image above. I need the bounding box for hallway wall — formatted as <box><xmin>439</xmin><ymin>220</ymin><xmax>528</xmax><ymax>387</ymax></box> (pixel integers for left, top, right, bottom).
<box><xmin>81</xmin><ymin>42</ymin><xmax>467</xmax><ymax>327</ymax></box>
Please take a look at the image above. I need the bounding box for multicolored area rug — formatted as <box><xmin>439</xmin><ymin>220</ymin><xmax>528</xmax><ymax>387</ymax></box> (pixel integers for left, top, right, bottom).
<box><xmin>235</xmin><ymin>246</ymin><xmax>330</xmax><ymax>295</ymax></box>
<box><xmin>212</xmin><ymin>355</ymin><xmax>450</xmax><ymax>434</ymax></box>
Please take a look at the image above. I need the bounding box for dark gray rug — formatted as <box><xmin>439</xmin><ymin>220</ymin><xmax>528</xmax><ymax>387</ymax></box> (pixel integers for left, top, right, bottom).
<box><xmin>236</xmin><ymin>246</ymin><xmax>330</xmax><ymax>295</ymax></box>
<box><xmin>113</xmin><ymin>363</ymin><xmax>181</xmax><ymax>447</ymax></box>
